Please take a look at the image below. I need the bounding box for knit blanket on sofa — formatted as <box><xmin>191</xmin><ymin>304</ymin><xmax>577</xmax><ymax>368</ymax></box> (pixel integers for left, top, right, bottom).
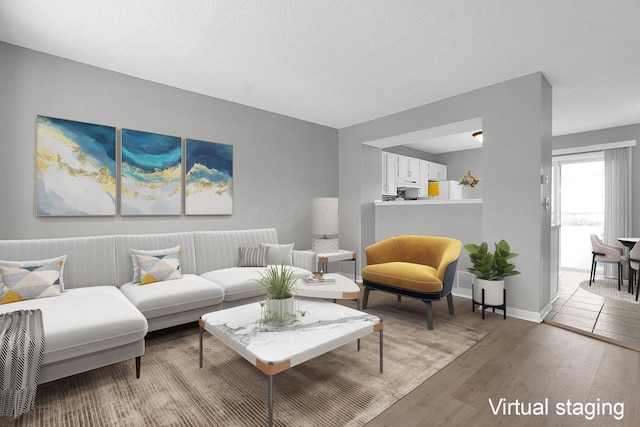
<box><xmin>0</xmin><ymin>309</ymin><xmax>45</xmax><ymax>418</ymax></box>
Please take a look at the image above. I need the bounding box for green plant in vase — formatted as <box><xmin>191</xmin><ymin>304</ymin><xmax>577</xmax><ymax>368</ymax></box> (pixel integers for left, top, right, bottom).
<box><xmin>464</xmin><ymin>240</ymin><xmax>520</xmax><ymax>281</ymax></box>
<box><xmin>465</xmin><ymin>239</ymin><xmax>520</xmax><ymax>307</ymax></box>
<box><xmin>256</xmin><ymin>264</ymin><xmax>306</xmax><ymax>327</ymax></box>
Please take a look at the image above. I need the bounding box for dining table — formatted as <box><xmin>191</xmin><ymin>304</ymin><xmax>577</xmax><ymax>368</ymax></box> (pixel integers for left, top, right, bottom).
<box><xmin>617</xmin><ymin>237</ymin><xmax>640</xmax><ymax>249</ymax></box>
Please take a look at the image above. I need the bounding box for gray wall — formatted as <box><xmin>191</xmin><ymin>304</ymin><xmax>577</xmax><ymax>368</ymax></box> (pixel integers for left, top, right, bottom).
<box><xmin>0</xmin><ymin>42</ymin><xmax>339</xmax><ymax>246</ymax></box>
<box><xmin>374</xmin><ymin>202</ymin><xmax>483</xmax><ymax>274</ymax></box>
<box><xmin>340</xmin><ymin>72</ymin><xmax>553</xmax><ymax>318</ymax></box>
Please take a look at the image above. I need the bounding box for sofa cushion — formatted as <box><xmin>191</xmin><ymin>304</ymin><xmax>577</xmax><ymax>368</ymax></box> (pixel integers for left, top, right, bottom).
<box><xmin>119</xmin><ymin>274</ymin><xmax>224</xmax><ymax>319</ymax></box>
<box><xmin>0</xmin><ymin>286</ymin><xmax>147</xmax><ymax>365</ymax></box>
<box><xmin>260</xmin><ymin>243</ymin><xmax>294</xmax><ymax>266</ymax></box>
<box><xmin>238</xmin><ymin>247</ymin><xmax>268</xmax><ymax>267</ymax></box>
<box><xmin>0</xmin><ymin>255</ymin><xmax>67</xmax><ymax>304</ymax></box>
<box><xmin>201</xmin><ymin>266</ymin><xmax>312</xmax><ymax>302</ymax></box>
<box><xmin>361</xmin><ymin>262</ymin><xmax>442</xmax><ymax>293</ymax></box>
<box><xmin>0</xmin><ymin>236</ymin><xmax>117</xmax><ymax>290</ymax></box>
<box><xmin>116</xmin><ymin>233</ymin><xmax>197</xmax><ymax>285</ymax></box>
<box><xmin>193</xmin><ymin>229</ymin><xmax>279</xmax><ymax>273</ymax></box>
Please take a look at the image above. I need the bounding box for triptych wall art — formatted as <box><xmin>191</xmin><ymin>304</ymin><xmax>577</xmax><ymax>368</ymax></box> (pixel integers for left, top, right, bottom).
<box><xmin>36</xmin><ymin>115</ymin><xmax>233</xmax><ymax>216</ymax></box>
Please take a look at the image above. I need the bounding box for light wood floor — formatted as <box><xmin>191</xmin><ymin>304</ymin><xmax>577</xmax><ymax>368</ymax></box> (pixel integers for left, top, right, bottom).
<box><xmin>545</xmin><ymin>270</ymin><xmax>640</xmax><ymax>350</ymax></box>
<box><xmin>364</xmin><ymin>291</ymin><xmax>640</xmax><ymax>426</ymax></box>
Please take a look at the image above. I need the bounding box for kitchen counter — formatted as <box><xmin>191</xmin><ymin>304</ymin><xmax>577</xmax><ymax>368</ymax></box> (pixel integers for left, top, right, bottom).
<box><xmin>374</xmin><ymin>198</ymin><xmax>482</xmax><ymax>206</ymax></box>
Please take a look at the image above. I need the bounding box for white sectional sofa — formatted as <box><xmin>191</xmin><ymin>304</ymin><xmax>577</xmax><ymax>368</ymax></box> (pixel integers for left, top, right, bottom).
<box><xmin>0</xmin><ymin>228</ymin><xmax>316</xmax><ymax>384</ymax></box>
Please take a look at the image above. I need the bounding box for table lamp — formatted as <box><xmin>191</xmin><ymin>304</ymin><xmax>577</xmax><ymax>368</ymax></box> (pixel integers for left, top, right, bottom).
<box><xmin>311</xmin><ymin>197</ymin><xmax>339</xmax><ymax>253</ymax></box>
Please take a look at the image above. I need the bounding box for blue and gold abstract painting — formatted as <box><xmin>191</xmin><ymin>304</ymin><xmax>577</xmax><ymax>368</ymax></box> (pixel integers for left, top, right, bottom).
<box><xmin>185</xmin><ymin>139</ymin><xmax>233</xmax><ymax>215</ymax></box>
<box><xmin>121</xmin><ymin>129</ymin><xmax>182</xmax><ymax>215</ymax></box>
<box><xmin>36</xmin><ymin>115</ymin><xmax>117</xmax><ymax>216</ymax></box>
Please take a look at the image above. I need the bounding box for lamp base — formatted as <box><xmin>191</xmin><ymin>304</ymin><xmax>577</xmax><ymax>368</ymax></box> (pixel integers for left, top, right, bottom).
<box><xmin>312</xmin><ymin>238</ymin><xmax>339</xmax><ymax>253</ymax></box>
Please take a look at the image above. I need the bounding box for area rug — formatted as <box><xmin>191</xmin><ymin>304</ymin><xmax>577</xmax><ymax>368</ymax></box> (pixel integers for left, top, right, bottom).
<box><xmin>580</xmin><ymin>278</ymin><xmax>639</xmax><ymax>304</ymax></box>
<box><xmin>6</xmin><ymin>294</ymin><xmax>486</xmax><ymax>427</ymax></box>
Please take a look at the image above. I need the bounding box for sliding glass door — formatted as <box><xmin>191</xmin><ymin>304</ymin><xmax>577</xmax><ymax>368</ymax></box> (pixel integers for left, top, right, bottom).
<box><xmin>552</xmin><ymin>153</ymin><xmax>605</xmax><ymax>272</ymax></box>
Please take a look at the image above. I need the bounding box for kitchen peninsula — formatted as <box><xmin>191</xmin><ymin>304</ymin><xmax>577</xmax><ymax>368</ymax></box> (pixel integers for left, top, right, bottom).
<box><xmin>374</xmin><ymin>198</ymin><xmax>481</xmax><ymax>206</ymax></box>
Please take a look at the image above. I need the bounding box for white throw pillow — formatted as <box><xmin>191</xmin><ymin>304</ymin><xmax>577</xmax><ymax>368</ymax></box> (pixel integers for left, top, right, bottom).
<box><xmin>0</xmin><ymin>255</ymin><xmax>68</xmax><ymax>291</ymax></box>
<box><xmin>129</xmin><ymin>246</ymin><xmax>181</xmax><ymax>283</ymax></box>
<box><xmin>0</xmin><ymin>255</ymin><xmax>67</xmax><ymax>304</ymax></box>
<box><xmin>260</xmin><ymin>243</ymin><xmax>295</xmax><ymax>266</ymax></box>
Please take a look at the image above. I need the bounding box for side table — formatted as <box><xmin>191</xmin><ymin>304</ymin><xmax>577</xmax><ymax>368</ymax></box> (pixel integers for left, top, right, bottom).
<box><xmin>301</xmin><ymin>249</ymin><xmax>357</xmax><ymax>280</ymax></box>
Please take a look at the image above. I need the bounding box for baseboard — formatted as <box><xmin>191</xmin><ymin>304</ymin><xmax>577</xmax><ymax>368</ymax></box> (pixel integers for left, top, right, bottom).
<box><xmin>452</xmin><ymin>289</ymin><xmax>545</xmax><ymax>323</ymax></box>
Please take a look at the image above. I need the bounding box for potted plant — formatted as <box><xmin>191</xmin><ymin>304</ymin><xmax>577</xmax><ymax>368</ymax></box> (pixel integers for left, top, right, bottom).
<box><xmin>256</xmin><ymin>264</ymin><xmax>305</xmax><ymax>327</ymax></box>
<box><xmin>464</xmin><ymin>240</ymin><xmax>520</xmax><ymax>306</ymax></box>
<box><xmin>458</xmin><ymin>170</ymin><xmax>479</xmax><ymax>199</ymax></box>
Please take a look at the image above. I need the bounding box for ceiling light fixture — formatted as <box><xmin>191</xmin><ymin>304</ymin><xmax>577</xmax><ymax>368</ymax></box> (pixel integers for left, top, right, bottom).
<box><xmin>472</xmin><ymin>131</ymin><xmax>483</xmax><ymax>143</ymax></box>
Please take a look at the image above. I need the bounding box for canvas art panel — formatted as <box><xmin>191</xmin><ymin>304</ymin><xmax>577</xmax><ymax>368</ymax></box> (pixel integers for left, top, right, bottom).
<box><xmin>185</xmin><ymin>139</ymin><xmax>233</xmax><ymax>215</ymax></box>
<box><xmin>121</xmin><ymin>129</ymin><xmax>182</xmax><ymax>215</ymax></box>
<box><xmin>36</xmin><ymin>115</ymin><xmax>117</xmax><ymax>216</ymax></box>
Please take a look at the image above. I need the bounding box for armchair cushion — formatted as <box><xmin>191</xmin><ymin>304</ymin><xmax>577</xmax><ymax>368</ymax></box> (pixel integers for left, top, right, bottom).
<box><xmin>360</xmin><ymin>262</ymin><xmax>440</xmax><ymax>293</ymax></box>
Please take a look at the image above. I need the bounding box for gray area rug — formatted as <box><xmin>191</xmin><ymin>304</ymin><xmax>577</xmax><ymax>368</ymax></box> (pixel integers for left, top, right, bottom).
<box><xmin>6</xmin><ymin>294</ymin><xmax>486</xmax><ymax>426</ymax></box>
<box><xmin>580</xmin><ymin>278</ymin><xmax>639</xmax><ymax>304</ymax></box>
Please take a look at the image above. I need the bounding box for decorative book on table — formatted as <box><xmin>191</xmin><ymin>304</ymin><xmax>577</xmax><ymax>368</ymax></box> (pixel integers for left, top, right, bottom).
<box><xmin>303</xmin><ymin>275</ymin><xmax>336</xmax><ymax>284</ymax></box>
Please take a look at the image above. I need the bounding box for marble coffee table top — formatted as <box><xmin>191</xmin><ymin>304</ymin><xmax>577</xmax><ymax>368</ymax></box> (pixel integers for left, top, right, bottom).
<box><xmin>200</xmin><ymin>299</ymin><xmax>381</xmax><ymax>375</ymax></box>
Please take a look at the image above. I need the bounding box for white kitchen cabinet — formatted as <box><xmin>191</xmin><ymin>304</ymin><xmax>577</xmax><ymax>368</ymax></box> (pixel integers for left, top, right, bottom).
<box><xmin>428</xmin><ymin>162</ymin><xmax>447</xmax><ymax>181</ymax></box>
<box><xmin>382</xmin><ymin>152</ymin><xmax>398</xmax><ymax>196</ymax></box>
<box><xmin>397</xmin><ymin>155</ymin><xmax>420</xmax><ymax>180</ymax></box>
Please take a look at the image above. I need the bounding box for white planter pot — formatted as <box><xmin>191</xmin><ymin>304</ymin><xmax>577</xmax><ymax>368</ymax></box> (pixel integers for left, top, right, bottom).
<box><xmin>263</xmin><ymin>296</ymin><xmax>296</xmax><ymax>327</ymax></box>
<box><xmin>473</xmin><ymin>278</ymin><xmax>505</xmax><ymax>306</ymax></box>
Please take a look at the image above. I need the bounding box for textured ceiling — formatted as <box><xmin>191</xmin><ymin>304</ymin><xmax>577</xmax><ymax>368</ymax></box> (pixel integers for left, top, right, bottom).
<box><xmin>1</xmin><ymin>0</ymin><xmax>639</xmax><ymax>138</ymax></box>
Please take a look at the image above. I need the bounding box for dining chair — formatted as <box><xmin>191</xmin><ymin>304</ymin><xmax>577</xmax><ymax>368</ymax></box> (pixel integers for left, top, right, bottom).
<box><xmin>589</xmin><ymin>234</ymin><xmax>627</xmax><ymax>290</ymax></box>
<box><xmin>629</xmin><ymin>242</ymin><xmax>640</xmax><ymax>301</ymax></box>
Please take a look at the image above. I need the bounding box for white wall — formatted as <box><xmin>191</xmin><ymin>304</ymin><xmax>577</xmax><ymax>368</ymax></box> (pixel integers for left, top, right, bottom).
<box><xmin>0</xmin><ymin>42</ymin><xmax>339</xmax><ymax>246</ymax></box>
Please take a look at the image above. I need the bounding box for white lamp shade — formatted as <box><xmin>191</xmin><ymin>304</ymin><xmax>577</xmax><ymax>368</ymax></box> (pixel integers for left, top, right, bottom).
<box><xmin>311</xmin><ymin>197</ymin><xmax>339</xmax><ymax>236</ymax></box>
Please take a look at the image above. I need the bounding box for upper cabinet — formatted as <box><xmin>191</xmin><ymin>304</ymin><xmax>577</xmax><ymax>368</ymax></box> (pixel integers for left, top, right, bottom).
<box><xmin>397</xmin><ymin>156</ymin><xmax>420</xmax><ymax>180</ymax></box>
<box><xmin>428</xmin><ymin>162</ymin><xmax>447</xmax><ymax>181</ymax></box>
<box><xmin>382</xmin><ymin>152</ymin><xmax>447</xmax><ymax>197</ymax></box>
<box><xmin>382</xmin><ymin>152</ymin><xmax>398</xmax><ymax>196</ymax></box>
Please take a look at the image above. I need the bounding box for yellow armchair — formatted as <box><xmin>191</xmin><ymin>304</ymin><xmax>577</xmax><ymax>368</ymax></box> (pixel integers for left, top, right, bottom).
<box><xmin>361</xmin><ymin>235</ymin><xmax>462</xmax><ymax>330</ymax></box>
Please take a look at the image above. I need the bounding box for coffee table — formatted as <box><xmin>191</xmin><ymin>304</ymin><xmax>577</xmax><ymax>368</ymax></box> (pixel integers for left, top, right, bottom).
<box><xmin>199</xmin><ymin>299</ymin><xmax>383</xmax><ymax>426</ymax></box>
<box><xmin>295</xmin><ymin>273</ymin><xmax>362</xmax><ymax>309</ymax></box>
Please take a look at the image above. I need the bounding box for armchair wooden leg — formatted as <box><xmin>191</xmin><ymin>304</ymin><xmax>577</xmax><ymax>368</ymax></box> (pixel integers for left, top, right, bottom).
<box><xmin>590</xmin><ymin>253</ymin><xmax>597</xmax><ymax>285</ymax></box>
<box><xmin>446</xmin><ymin>293</ymin><xmax>454</xmax><ymax>315</ymax></box>
<box><xmin>424</xmin><ymin>300</ymin><xmax>434</xmax><ymax>330</ymax></box>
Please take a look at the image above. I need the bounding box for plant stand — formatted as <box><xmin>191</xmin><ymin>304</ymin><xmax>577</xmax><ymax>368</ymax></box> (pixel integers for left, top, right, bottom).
<box><xmin>472</xmin><ymin>287</ymin><xmax>507</xmax><ymax>320</ymax></box>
